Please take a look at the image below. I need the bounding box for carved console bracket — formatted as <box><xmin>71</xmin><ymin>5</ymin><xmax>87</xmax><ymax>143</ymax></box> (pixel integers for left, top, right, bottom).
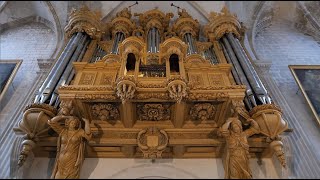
<box><xmin>167</xmin><ymin>78</ymin><xmax>188</xmax><ymax>103</ymax></box>
<box><xmin>250</xmin><ymin>104</ymin><xmax>289</xmax><ymax>168</ymax></box>
<box><xmin>116</xmin><ymin>77</ymin><xmax>136</xmax><ymax>104</ymax></box>
<box><xmin>13</xmin><ymin>103</ymin><xmax>57</xmax><ymax>166</ymax></box>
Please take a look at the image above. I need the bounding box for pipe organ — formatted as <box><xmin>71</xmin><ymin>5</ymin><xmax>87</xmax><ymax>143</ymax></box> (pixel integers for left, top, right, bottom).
<box><xmin>13</xmin><ymin>5</ymin><xmax>290</xmax><ymax>179</ymax></box>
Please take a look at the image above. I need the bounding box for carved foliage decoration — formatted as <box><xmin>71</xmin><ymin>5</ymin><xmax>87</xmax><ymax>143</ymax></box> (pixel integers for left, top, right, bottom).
<box><xmin>190</xmin><ymin>103</ymin><xmax>216</xmax><ymax>121</ymax></box>
<box><xmin>188</xmin><ymin>74</ymin><xmax>204</xmax><ymax>87</ymax></box>
<box><xmin>64</xmin><ymin>5</ymin><xmax>104</xmax><ymax>39</ymax></box>
<box><xmin>92</xmin><ymin>103</ymin><xmax>119</xmax><ymax>121</ymax></box>
<box><xmin>111</xmin><ymin>8</ymin><xmax>135</xmax><ymax>37</ymax></box>
<box><xmin>173</xmin><ymin>8</ymin><xmax>200</xmax><ymax>38</ymax></box>
<box><xmin>160</xmin><ymin>37</ymin><xmax>188</xmax><ymax>61</ymax></box>
<box><xmin>137</xmin><ymin>103</ymin><xmax>171</xmax><ymax>121</ymax></box>
<box><xmin>167</xmin><ymin>77</ymin><xmax>188</xmax><ymax>103</ymax></box>
<box><xmin>204</xmin><ymin>6</ymin><xmax>241</xmax><ymax>40</ymax></box>
<box><xmin>134</xmin><ymin>9</ymin><xmax>173</xmax><ymax>33</ymax></box>
<box><xmin>137</xmin><ymin>127</ymin><xmax>169</xmax><ymax>159</ymax></box>
<box><xmin>79</xmin><ymin>72</ymin><xmax>96</xmax><ymax>85</ymax></box>
<box><xmin>100</xmin><ymin>73</ymin><xmax>114</xmax><ymax>85</ymax></box>
<box><xmin>208</xmin><ymin>74</ymin><xmax>224</xmax><ymax>86</ymax></box>
<box><xmin>116</xmin><ymin>76</ymin><xmax>136</xmax><ymax>103</ymax></box>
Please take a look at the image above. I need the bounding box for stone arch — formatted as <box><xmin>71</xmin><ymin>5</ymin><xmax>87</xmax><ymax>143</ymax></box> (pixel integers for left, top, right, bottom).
<box><xmin>108</xmin><ymin>163</ymin><xmax>199</xmax><ymax>179</ymax></box>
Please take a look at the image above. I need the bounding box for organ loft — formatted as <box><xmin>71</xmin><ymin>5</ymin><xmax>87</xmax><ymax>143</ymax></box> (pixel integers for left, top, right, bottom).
<box><xmin>13</xmin><ymin>5</ymin><xmax>291</xmax><ymax>179</ymax></box>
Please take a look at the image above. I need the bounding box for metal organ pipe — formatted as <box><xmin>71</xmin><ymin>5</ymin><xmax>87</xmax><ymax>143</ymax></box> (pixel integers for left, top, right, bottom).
<box><xmin>33</xmin><ymin>33</ymin><xmax>78</xmax><ymax>103</ymax></box>
<box><xmin>226</xmin><ymin>33</ymin><xmax>271</xmax><ymax>105</ymax></box>
<box><xmin>37</xmin><ymin>32</ymin><xmax>84</xmax><ymax>104</ymax></box>
<box><xmin>205</xmin><ymin>46</ymin><xmax>218</xmax><ymax>64</ymax></box>
<box><xmin>111</xmin><ymin>32</ymin><xmax>125</xmax><ymax>54</ymax></box>
<box><xmin>221</xmin><ymin>36</ymin><xmax>257</xmax><ymax>108</ymax></box>
<box><xmin>191</xmin><ymin>34</ymin><xmax>198</xmax><ymax>54</ymax></box>
<box><xmin>221</xmin><ymin>42</ymin><xmax>252</xmax><ymax>110</ymax></box>
<box><xmin>147</xmin><ymin>29</ymin><xmax>152</xmax><ymax>52</ymax></box>
<box><xmin>49</xmin><ymin>34</ymin><xmax>90</xmax><ymax>106</ymax></box>
<box><xmin>155</xmin><ymin>29</ymin><xmax>160</xmax><ymax>52</ymax></box>
<box><xmin>147</xmin><ymin>27</ymin><xmax>160</xmax><ymax>53</ymax></box>
<box><xmin>65</xmin><ymin>38</ymin><xmax>91</xmax><ymax>86</ymax></box>
<box><xmin>234</xmin><ymin>37</ymin><xmax>271</xmax><ymax>104</ymax></box>
<box><xmin>184</xmin><ymin>34</ymin><xmax>191</xmax><ymax>55</ymax></box>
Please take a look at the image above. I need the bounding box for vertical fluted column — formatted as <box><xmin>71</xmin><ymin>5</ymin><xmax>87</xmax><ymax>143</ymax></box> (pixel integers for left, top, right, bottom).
<box><xmin>226</xmin><ymin>33</ymin><xmax>271</xmax><ymax>105</ymax></box>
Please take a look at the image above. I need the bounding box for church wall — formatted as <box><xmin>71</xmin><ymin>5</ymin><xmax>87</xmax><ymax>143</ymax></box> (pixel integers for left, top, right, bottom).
<box><xmin>25</xmin><ymin>158</ymin><xmax>280</xmax><ymax>179</ymax></box>
<box><xmin>254</xmin><ymin>17</ymin><xmax>320</xmax><ymax>178</ymax></box>
<box><xmin>0</xmin><ymin>22</ymin><xmax>56</xmax><ymax>178</ymax></box>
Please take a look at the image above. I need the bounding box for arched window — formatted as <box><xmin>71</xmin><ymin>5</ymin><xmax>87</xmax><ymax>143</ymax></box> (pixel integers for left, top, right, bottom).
<box><xmin>169</xmin><ymin>54</ymin><xmax>180</xmax><ymax>73</ymax></box>
<box><xmin>126</xmin><ymin>53</ymin><xmax>136</xmax><ymax>71</ymax></box>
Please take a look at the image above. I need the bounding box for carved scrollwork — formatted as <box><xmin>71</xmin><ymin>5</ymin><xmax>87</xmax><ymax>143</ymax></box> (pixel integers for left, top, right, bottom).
<box><xmin>116</xmin><ymin>77</ymin><xmax>136</xmax><ymax>103</ymax></box>
<box><xmin>137</xmin><ymin>127</ymin><xmax>169</xmax><ymax>159</ymax></box>
<box><xmin>137</xmin><ymin>103</ymin><xmax>171</xmax><ymax>121</ymax></box>
<box><xmin>13</xmin><ymin>103</ymin><xmax>57</xmax><ymax>166</ymax></box>
<box><xmin>92</xmin><ymin>103</ymin><xmax>119</xmax><ymax>121</ymax></box>
<box><xmin>173</xmin><ymin>8</ymin><xmax>200</xmax><ymax>39</ymax></box>
<box><xmin>64</xmin><ymin>5</ymin><xmax>104</xmax><ymax>39</ymax></box>
<box><xmin>250</xmin><ymin>104</ymin><xmax>288</xmax><ymax>168</ymax></box>
<box><xmin>204</xmin><ymin>6</ymin><xmax>241</xmax><ymax>41</ymax></box>
<box><xmin>190</xmin><ymin>103</ymin><xmax>216</xmax><ymax>121</ymax></box>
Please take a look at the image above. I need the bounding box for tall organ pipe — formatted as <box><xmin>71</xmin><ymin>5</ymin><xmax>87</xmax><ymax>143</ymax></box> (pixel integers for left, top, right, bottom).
<box><xmin>65</xmin><ymin>38</ymin><xmax>91</xmax><ymax>86</ymax></box>
<box><xmin>147</xmin><ymin>27</ymin><xmax>160</xmax><ymax>53</ymax></box>
<box><xmin>111</xmin><ymin>32</ymin><xmax>124</xmax><ymax>54</ymax></box>
<box><xmin>221</xmin><ymin>42</ymin><xmax>252</xmax><ymax>110</ymax></box>
<box><xmin>34</xmin><ymin>33</ymin><xmax>77</xmax><ymax>103</ymax></box>
<box><xmin>148</xmin><ymin>29</ymin><xmax>152</xmax><ymax>52</ymax></box>
<box><xmin>221</xmin><ymin>36</ymin><xmax>257</xmax><ymax>108</ymax></box>
<box><xmin>226</xmin><ymin>33</ymin><xmax>271</xmax><ymax>104</ymax></box>
<box><xmin>184</xmin><ymin>34</ymin><xmax>191</xmax><ymax>55</ymax></box>
<box><xmin>49</xmin><ymin>34</ymin><xmax>88</xmax><ymax>105</ymax></box>
<box><xmin>155</xmin><ymin>29</ymin><xmax>159</xmax><ymax>52</ymax></box>
<box><xmin>35</xmin><ymin>32</ymin><xmax>83</xmax><ymax>103</ymax></box>
<box><xmin>191</xmin><ymin>34</ymin><xmax>197</xmax><ymax>53</ymax></box>
<box><xmin>49</xmin><ymin>34</ymin><xmax>89</xmax><ymax>106</ymax></box>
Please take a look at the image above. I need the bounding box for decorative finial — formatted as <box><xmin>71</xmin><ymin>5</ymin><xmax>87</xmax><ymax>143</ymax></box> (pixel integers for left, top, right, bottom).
<box><xmin>128</xmin><ymin>1</ymin><xmax>138</xmax><ymax>10</ymax></box>
<box><xmin>171</xmin><ymin>3</ymin><xmax>181</xmax><ymax>11</ymax></box>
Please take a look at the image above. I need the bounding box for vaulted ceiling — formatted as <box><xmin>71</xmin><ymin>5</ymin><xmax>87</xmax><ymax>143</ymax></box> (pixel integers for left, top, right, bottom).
<box><xmin>0</xmin><ymin>1</ymin><xmax>319</xmax><ymax>57</ymax></box>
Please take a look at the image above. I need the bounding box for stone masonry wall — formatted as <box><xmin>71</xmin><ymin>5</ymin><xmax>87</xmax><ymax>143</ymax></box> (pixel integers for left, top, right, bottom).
<box><xmin>0</xmin><ymin>22</ymin><xmax>56</xmax><ymax>178</ymax></box>
<box><xmin>254</xmin><ymin>19</ymin><xmax>320</xmax><ymax>178</ymax></box>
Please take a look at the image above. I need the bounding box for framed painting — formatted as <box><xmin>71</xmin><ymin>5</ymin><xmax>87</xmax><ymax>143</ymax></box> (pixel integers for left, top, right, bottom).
<box><xmin>289</xmin><ymin>65</ymin><xmax>320</xmax><ymax>125</ymax></box>
<box><xmin>0</xmin><ymin>60</ymin><xmax>22</xmax><ymax>101</ymax></box>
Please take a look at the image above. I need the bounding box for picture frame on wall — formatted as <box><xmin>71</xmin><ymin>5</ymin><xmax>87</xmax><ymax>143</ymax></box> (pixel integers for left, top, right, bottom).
<box><xmin>0</xmin><ymin>60</ymin><xmax>22</xmax><ymax>102</ymax></box>
<box><xmin>289</xmin><ymin>65</ymin><xmax>320</xmax><ymax>125</ymax></box>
